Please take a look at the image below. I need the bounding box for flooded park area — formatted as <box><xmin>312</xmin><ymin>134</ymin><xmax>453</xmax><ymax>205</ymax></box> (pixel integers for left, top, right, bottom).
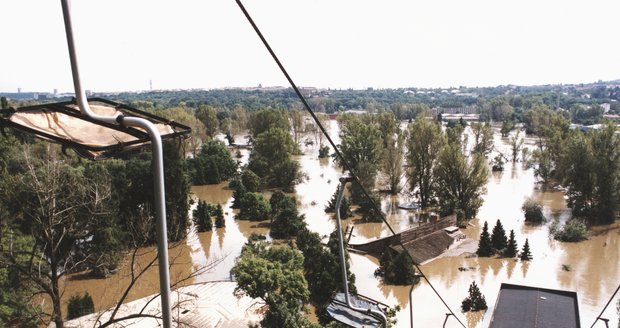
<box><xmin>61</xmin><ymin>121</ymin><xmax>620</xmax><ymax>328</ymax></box>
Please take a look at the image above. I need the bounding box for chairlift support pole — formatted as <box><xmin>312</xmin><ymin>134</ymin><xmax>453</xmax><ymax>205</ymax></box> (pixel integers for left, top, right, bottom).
<box><xmin>60</xmin><ymin>1</ymin><xmax>172</xmax><ymax>327</ymax></box>
<box><xmin>335</xmin><ymin>175</ymin><xmax>387</xmax><ymax>327</ymax></box>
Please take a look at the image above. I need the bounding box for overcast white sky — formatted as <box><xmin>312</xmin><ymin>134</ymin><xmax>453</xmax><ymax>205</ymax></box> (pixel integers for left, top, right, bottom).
<box><xmin>2</xmin><ymin>0</ymin><xmax>619</xmax><ymax>93</ymax></box>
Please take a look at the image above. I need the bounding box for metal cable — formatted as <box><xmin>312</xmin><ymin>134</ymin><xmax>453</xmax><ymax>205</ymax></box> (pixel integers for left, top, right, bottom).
<box><xmin>234</xmin><ymin>1</ymin><xmax>466</xmax><ymax>327</ymax></box>
<box><xmin>590</xmin><ymin>283</ymin><xmax>620</xmax><ymax>328</ymax></box>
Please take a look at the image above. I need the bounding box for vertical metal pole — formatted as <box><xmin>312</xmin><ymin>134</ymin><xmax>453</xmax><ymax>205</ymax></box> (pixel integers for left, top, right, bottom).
<box><xmin>334</xmin><ymin>180</ymin><xmax>351</xmax><ymax>305</ymax></box>
<box><xmin>60</xmin><ymin>1</ymin><xmax>172</xmax><ymax>326</ymax></box>
<box><xmin>335</xmin><ymin>175</ymin><xmax>387</xmax><ymax>327</ymax></box>
<box><xmin>121</xmin><ymin>117</ymin><xmax>173</xmax><ymax>328</ymax></box>
<box><xmin>409</xmin><ymin>284</ymin><xmax>414</xmax><ymax>328</ymax></box>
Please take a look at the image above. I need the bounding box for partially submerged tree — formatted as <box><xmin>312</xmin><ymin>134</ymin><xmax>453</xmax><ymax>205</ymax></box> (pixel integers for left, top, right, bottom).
<box><xmin>270</xmin><ymin>193</ymin><xmax>306</xmax><ymax>239</ymax></box>
<box><xmin>503</xmin><ymin>230</ymin><xmax>519</xmax><ymax>258</ymax></box>
<box><xmin>461</xmin><ymin>281</ymin><xmax>487</xmax><ymax>312</ymax></box>
<box><xmin>434</xmin><ymin>144</ymin><xmax>488</xmax><ymax>223</ymax></box>
<box><xmin>337</xmin><ymin>114</ymin><xmax>384</xmax><ymax>203</ymax></box>
<box><xmin>188</xmin><ymin>140</ymin><xmax>238</xmax><ymax>185</ymax></box>
<box><xmin>236</xmin><ymin>192</ymin><xmax>271</xmax><ymax>221</ymax></box>
<box><xmin>406</xmin><ymin>119</ymin><xmax>445</xmax><ymax>209</ymax></box>
<box><xmin>490</xmin><ymin>220</ymin><xmax>508</xmax><ymax>253</ymax></box>
<box><xmin>522</xmin><ymin>198</ymin><xmax>545</xmax><ymax>223</ymax></box>
<box><xmin>247</xmin><ymin>128</ymin><xmax>301</xmax><ymax>191</ymax></box>
<box><xmin>476</xmin><ymin>221</ymin><xmax>494</xmax><ymax>257</ymax></box>
<box><xmin>193</xmin><ymin>200</ymin><xmax>213</xmax><ymax>232</ymax></box>
<box><xmin>296</xmin><ymin>228</ymin><xmax>340</xmax><ymax>307</ymax></box>
<box><xmin>324</xmin><ymin>188</ymin><xmax>352</xmax><ymax>220</ymax></box>
<box><xmin>520</xmin><ymin>239</ymin><xmax>533</xmax><ymax>261</ymax></box>
<box><xmin>470</xmin><ymin>122</ymin><xmax>494</xmax><ymax>156</ymax></box>
<box><xmin>374</xmin><ymin>249</ymin><xmax>419</xmax><ymax>285</ymax></box>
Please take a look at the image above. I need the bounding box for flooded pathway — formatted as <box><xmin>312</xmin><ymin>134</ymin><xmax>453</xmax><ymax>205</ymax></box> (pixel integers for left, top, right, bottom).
<box><xmin>61</xmin><ymin>124</ymin><xmax>620</xmax><ymax>327</ymax></box>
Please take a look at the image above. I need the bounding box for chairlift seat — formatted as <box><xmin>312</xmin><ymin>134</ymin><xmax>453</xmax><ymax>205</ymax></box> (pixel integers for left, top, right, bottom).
<box><xmin>327</xmin><ymin>292</ymin><xmax>385</xmax><ymax>328</ymax></box>
<box><xmin>0</xmin><ymin>97</ymin><xmax>190</xmax><ymax>160</ymax></box>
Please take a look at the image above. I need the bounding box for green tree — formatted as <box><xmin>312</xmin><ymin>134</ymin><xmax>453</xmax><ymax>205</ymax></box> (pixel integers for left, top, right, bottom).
<box><xmin>476</xmin><ymin>221</ymin><xmax>494</xmax><ymax>257</ymax></box>
<box><xmin>589</xmin><ymin>124</ymin><xmax>620</xmax><ymax>224</ymax></box>
<box><xmin>503</xmin><ymin>230</ymin><xmax>519</xmax><ymax>258</ymax></box>
<box><xmin>231</xmin><ymin>242</ymin><xmax>310</xmax><ymax>328</ymax></box>
<box><xmin>318</xmin><ymin>145</ymin><xmax>330</xmax><ymax>158</ymax></box>
<box><xmin>509</xmin><ymin>129</ymin><xmax>524</xmax><ymax>162</ymax></box>
<box><xmin>337</xmin><ymin>115</ymin><xmax>384</xmax><ymax>203</ymax></box>
<box><xmin>155</xmin><ymin>106</ymin><xmax>207</xmax><ymax>157</ymax></box>
<box><xmin>196</xmin><ymin>105</ymin><xmax>219</xmax><ymax>138</ymax></box>
<box><xmin>470</xmin><ymin>122</ymin><xmax>494</xmax><ymax>156</ymax></box>
<box><xmin>490</xmin><ymin>219</ymin><xmax>508</xmax><ymax>253</ymax></box>
<box><xmin>520</xmin><ymin>238</ymin><xmax>533</xmax><ymax>261</ymax></box>
<box><xmin>558</xmin><ymin>124</ymin><xmax>620</xmax><ymax>224</ymax></box>
<box><xmin>522</xmin><ymin>198</ymin><xmax>544</xmax><ymax>223</ymax></box>
<box><xmin>270</xmin><ymin>194</ymin><xmax>306</xmax><ymax>239</ymax></box>
<box><xmin>383</xmin><ymin>131</ymin><xmax>405</xmax><ymax>195</ymax></box>
<box><xmin>434</xmin><ymin>145</ymin><xmax>488</xmax><ymax>223</ymax></box>
<box><xmin>374</xmin><ymin>249</ymin><xmax>419</xmax><ymax>285</ymax></box>
<box><xmin>248</xmin><ymin>128</ymin><xmax>301</xmax><ymax>191</ymax></box>
<box><xmin>214</xmin><ymin>204</ymin><xmax>225</xmax><ymax>228</ymax></box>
<box><xmin>289</xmin><ymin>109</ymin><xmax>304</xmax><ymax>145</ymax></box>
<box><xmin>500</xmin><ymin>118</ymin><xmax>515</xmax><ymax>137</ymax></box>
<box><xmin>67</xmin><ymin>292</ymin><xmax>94</xmax><ymax>320</ymax></box>
<box><xmin>327</xmin><ymin>229</ymin><xmax>357</xmax><ymax>294</ymax></box>
<box><xmin>188</xmin><ymin>140</ymin><xmax>238</xmax><ymax>185</ymax></box>
<box><xmin>461</xmin><ymin>281</ymin><xmax>487</xmax><ymax>312</ymax></box>
<box><xmin>247</xmin><ymin>108</ymin><xmax>289</xmax><ymax>138</ymax></box>
<box><xmin>324</xmin><ymin>188</ymin><xmax>352</xmax><ymax>220</ymax></box>
<box><xmin>108</xmin><ymin>142</ymin><xmax>191</xmax><ymax>244</ymax></box>
<box><xmin>1</xmin><ymin>150</ymin><xmax>114</xmax><ymax>328</ymax></box>
<box><xmin>193</xmin><ymin>200</ymin><xmax>213</xmax><ymax>232</ymax></box>
<box><xmin>0</xmin><ymin>247</ymin><xmax>40</xmax><ymax>327</ymax></box>
<box><xmin>296</xmin><ymin>228</ymin><xmax>340</xmax><ymax>307</ymax></box>
<box><xmin>230</xmin><ymin>178</ymin><xmax>247</xmax><ymax>209</ymax></box>
<box><xmin>406</xmin><ymin>119</ymin><xmax>445</xmax><ymax>208</ymax></box>
<box><xmin>0</xmin><ymin>97</ymin><xmax>8</xmax><ymax>109</ymax></box>
<box><xmin>241</xmin><ymin>169</ymin><xmax>261</xmax><ymax>192</ymax></box>
<box><xmin>237</xmin><ymin>192</ymin><xmax>271</xmax><ymax>221</ymax></box>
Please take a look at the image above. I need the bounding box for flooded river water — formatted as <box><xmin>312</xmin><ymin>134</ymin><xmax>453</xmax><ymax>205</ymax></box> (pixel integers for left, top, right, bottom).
<box><xmin>62</xmin><ymin>122</ymin><xmax>620</xmax><ymax>327</ymax></box>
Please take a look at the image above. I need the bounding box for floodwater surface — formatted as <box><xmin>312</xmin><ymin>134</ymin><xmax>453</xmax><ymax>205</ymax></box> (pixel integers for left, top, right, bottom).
<box><xmin>61</xmin><ymin>124</ymin><xmax>620</xmax><ymax>328</ymax></box>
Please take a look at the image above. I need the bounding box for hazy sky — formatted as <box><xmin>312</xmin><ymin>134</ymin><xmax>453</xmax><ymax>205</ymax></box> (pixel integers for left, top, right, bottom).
<box><xmin>2</xmin><ymin>0</ymin><xmax>619</xmax><ymax>93</ymax></box>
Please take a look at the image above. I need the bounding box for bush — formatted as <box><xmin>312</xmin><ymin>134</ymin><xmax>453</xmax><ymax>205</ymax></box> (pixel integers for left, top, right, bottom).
<box><xmin>67</xmin><ymin>292</ymin><xmax>94</xmax><ymax>319</ymax></box>
<box><xmin>522</xmin><ymin>198</ymin><xmax>544</xmax><ymax>223</ymax></box>
<box><xmin>550</xmin><ymin>218</ymin><xmax>588</xmax><ymax>242</ymax></box>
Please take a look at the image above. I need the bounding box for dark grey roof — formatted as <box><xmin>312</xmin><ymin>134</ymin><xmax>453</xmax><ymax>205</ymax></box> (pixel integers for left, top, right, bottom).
<box><xmin>489</xmin><ymin>283</ymin><xmax>580</xmax><ymax>328</ymax></box>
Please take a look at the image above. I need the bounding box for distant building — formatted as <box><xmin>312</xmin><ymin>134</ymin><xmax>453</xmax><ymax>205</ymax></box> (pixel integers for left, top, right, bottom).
<box><xmin>489</xmin><ymin>283</ymin><xmax>580</xmax><ymax>328</ymax></box>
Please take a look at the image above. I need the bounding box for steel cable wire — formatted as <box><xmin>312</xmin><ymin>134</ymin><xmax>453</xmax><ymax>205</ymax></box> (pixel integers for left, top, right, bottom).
<box><xmin>234</xmin><ymin>1</ymin><xmax>466</xmax><ymax>327</ymax></box>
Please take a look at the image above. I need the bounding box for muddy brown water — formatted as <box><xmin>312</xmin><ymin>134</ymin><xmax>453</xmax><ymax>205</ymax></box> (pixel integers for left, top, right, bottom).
<box><xmin>60</xmin><ymin>124</ymin><xmax>620</xmax><ymax>327</ymax></box>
